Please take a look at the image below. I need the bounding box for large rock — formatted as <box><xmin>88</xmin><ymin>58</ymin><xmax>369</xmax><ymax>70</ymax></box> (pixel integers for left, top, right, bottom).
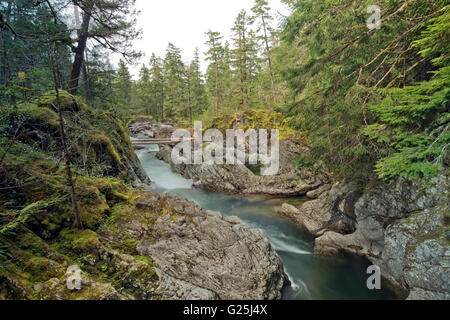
<box><xmin>1</xmin><ymin>189</ymin><xmax>287</xmax><ymax>300</ymax></box>
<box><xmin>313</xmin><ymin>175</ymin><xmax>449</xmax><ymax>299</ymax></box>
<box><xmin>286</xmin><ymin>183</ymin><xmax>359</xmax><ymax>236</ymax></box>
<box><xmin>155</xmin><ymin>141</ymin><xmax>326</xmax><ymax>196</ymax></box>
<box><xmin>131</xmin><ymin>192</ymin><xmax>287</xmax><ymax>300</ymax></box>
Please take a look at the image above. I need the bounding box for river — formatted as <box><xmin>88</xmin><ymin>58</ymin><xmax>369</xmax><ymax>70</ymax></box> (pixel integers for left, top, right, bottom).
<box><xmin>136</xmin><ymin>148</ymin><xmax>395</xmax><ymax>300</ymax></box>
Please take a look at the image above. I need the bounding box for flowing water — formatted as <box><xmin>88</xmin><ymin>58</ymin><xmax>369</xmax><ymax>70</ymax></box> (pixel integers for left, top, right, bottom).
<box><xmin>136</xmin><ymin>148</ymin><xmax>396</xmax><ymax>300</ymax></box>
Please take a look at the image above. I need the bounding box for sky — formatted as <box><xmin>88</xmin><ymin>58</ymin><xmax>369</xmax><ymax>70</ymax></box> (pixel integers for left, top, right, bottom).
<box><xmin>115</xmin><ymin>0</ymin><xmax>291</xmax><ymax>78</ymax></box>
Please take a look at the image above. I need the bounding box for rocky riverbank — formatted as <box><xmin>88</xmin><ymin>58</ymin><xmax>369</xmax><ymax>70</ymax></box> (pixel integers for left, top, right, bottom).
<box><xmin>134</xmin><ymin>121</ymin><xmax>449</xmax><ymax>300</ymax></box>
<box><xmin>251</xmin><ymin>175</ymin><xmax>449</xmax><ymax>299</ymax></box>
<box><xmin>154</xmin><ymin>141</ymin><xmax>328</xmax><ymax>196</ymax></box>
<box><xmin>277</xmin><ymin>176</ymin><xmax>449</xmax><ymax>300</ymax></box>
<box><xmin>1</xmin><ymin>188</ymin><xmax>287</xmax><ymax>300</ymax></box>
<box><xmin>0</xmin><ymin>93</ymin><xmax>287</xmax><ymax>300</ymax></box>
<box><xmin>129</xmin><ymin>114</ymin><xmax>329</xmax><ymax>197</ymax></box>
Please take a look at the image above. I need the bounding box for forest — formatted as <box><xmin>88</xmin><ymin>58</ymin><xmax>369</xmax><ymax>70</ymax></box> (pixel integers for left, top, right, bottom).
<box><xmin>0</xmin><ymin>0</ymin><xmax>449</xmax><ymax>302</ymax></box>
<box><xmin>1</xmin><ymin>0</ymin><xmax>448</xmax><ymax>182</ymax></box>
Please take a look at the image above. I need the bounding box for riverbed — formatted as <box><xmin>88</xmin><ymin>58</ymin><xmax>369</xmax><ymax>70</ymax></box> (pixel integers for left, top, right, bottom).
<box><xmin>136</xmin><ymin>149</ymin><xmax>395</xmax><ymax>300</ymax></box>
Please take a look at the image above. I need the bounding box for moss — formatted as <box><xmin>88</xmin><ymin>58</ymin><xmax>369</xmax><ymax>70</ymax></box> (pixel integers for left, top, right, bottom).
<box><xmin>37</xmin><ymin>90</ymin><xmax>90</xmax><ymax>114</ymax></box>
<box><xmin>120</xmin><ymin>236</ymin><xmax>138</xmax><ymax>255</ymax></box>
<box><xmin>20</xmin><ymin>103</ymin><xmax>60</xmax><ymax>130</ymax></box>
<box><xmin>90</xmin><ymin>132</ymin><xmax>123</xmax><ymax>167</ymax></box>
<box><xmin>209</xmin><ymin>109</ymin><xmax>304</xmax><ymax>141</ymax></box>
<box><xmin>0</xmin><ymin>269</ymin><xmax>34</xmax><ymax>299</ymax></box>
<box><xmin>135</xmin><ymin>255</ymin><xmax>153</xmax><ymax>265</ymax></box>
<box><xmin>59</xmin><ymin>229</ymin><xmax>100</xmax><ymax>254</ymax></box>
<box><xmin>11</xmin><ymin>91</ymin><xmax>139</xmax><ymax>183</ymax></box>
<box><xmin>24</xmin><ymin>257</ymin><xmax>64</xmax><ymax>282</ymax></box>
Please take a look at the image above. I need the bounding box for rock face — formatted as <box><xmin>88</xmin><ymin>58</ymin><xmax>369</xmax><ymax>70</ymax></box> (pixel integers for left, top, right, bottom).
<box><xmin>130</xmin><ymin>121</ymin><xmax>329</xmax><ymax>196</ymax></box>
<box><xmin>129</xmin><ymin>122</ymin><xmax>175</xmax><ymax>140</ymax></box>
<box><xmin>278</xmin><ymin>183</ymin><xmax>358</xmax><ymax>236</ymax></box>
<box><xmin>298</xmin><ymin>175</ymin><xmax>449</xmax><ymax>300</ymax></box>
<box><xmin>1</xmin><ymin>112</ymin><xmax>287</xmax><ymax>300</ymax></box>
<box><xmin>155</xmin><ymin>142</ymin><xmax>327</xmax><ymax>196</ymax></box>
<box><xmin>1</xmin><ymin>189</ymin><xmax>287</xmax><ymax>300</ymax></box>
<box><xmin>127</xmin><ymin>192</ymin><xmax>287</xmax><ymax>300</ymax></box>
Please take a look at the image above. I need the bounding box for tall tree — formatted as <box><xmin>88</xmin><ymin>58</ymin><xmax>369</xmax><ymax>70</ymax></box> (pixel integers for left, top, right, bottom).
<box><xmin>137</xmin><ymin>64</ymin><xmax>152</xmax><ymax>116</ymax></box>
<box><xmin>163</xmin><ymin>43</ymin><xmax>186</xmax><ymax>119</ymax></box>
<box><xmin>186</xmin><ymin>48</ymin><xmax>206</xmax><ymax>123</ymax></box>
<box><xmin>231</xmin><ymin>10</ymin><xmax>259</xmax><ymax>108</ymax></box>
<box><xmin>113</xmin><ymin>59</ymin><xmax>132</xmax><ymax>117</ymax></box>
<box><xmin>149</xmin><ymin>53</ymin><xmax>165</xmax><ymax>121</ymax></box>
<box><xmin>67</xmin><ymin>0</ymin><xmax>141</xmax><ymax>94</ymax></box>
<box><xmin>251</xmin><ymin>0</ymin><xmax>276</xmax><ymax>105</ymax></box>
<box><xmin>204</xmin><ymin>30</ymin><xmax>226</xmax><ymax>116</ymax></box>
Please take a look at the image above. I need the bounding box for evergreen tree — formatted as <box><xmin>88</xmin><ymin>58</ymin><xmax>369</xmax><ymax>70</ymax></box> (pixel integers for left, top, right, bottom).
<box><xmin>204</xmin><ymin>30</ymin><xmax>224</xmax><ymax>116</ymax></box>
<box><xmin>149</xmin><ymin>53</ymin><xmax>165</xmax><ymax>121</ymax></box>
<box><xmin>67</xmin><ymin>0</ymin><xmax>141</xmax><ymax>94</ymax></box>
<box><xmin>251</xmin><ymin>0</ymin><xmax>276</xmax><ymax>105</ymax></box>
<box><xmin>113</xmin><ymin>59</ymin><xmax>132</xmax><ymax>118</ymax></box>
<box><xmin>163</xmin><ymin>43</ymin><xmax>186</xmax><ymax>119</ymax></box>
<box><xmin>186</xmin><ymin>48</ymin><xmax>207</xmax><ymax>123</ymax></box>
<box><xmin>280</xmin><ymin>0</ymin><xmax>449</xmax><ymax>180</ymax></box>
<box><xmin>137</xmin><ymin>64</ymin><xmax>153</xmax><ymax>116</ymax></box>
<box><xmin>231</xmin><ymin>10</ymin><xmax>259</xmax><ymax>109</ymax></box>
<box><xmin>365</xmin><ymin>8</ymin><xmax>450</xmax><ymax>180</ymax></box>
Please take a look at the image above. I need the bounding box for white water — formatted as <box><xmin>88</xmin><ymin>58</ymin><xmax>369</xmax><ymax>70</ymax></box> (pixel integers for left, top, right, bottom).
<box><xmin>136</xmin><ymin>148</ymin><xmax>395</xmax><ymax>300</ymax></box>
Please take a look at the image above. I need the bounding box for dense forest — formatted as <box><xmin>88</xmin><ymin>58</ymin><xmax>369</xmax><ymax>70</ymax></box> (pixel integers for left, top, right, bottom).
<box><xmin>0</xmin><ymin>0</ymin><xmax>448</xmax><ymax>301</ymax></box>
<box><xmin>1</xmin><ymin>0</ymin><xmax>448</xmax><ymax>183</ymax></box>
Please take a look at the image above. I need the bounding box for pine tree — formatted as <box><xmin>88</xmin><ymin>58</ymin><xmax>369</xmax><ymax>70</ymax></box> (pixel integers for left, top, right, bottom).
<box><xmin>231</xmin><ymin>10</ymin><xmax>259</xmax><ymax>109</ymax></box>
<box><xmin>67</xmin><ymin>0</ymin><xmax>141</xmax><ymax>94</ymax></box>
<box><xmin>279</xmin><ymin>0</ymin><xmax>449</xmax><ymax>179</ymax></box>
<box><xmin>365</xmin><ymin>8</ymin><xmax>450</xmax><ymax>180</ymax></box>
<box><xmin>251</xmin><ymin>0</ymin><xmax>276</xmax><ymax>105</ymax></box>
<box><xmin>149</xmin><ymin>53</ymin><xmax>165</xmax><ymax>121</ymax></box>
<box><xmin>204</xmin><ymin>30</ymin><xmax>224</xmax><ymax>116</ymax></box>
<box><xmin>186</xmin><ymin>48</ymin><xmax>206</xmax><ymax>123</ymax></box>
<box><xmin>163</xmin><ymin>43</ymin><xmax>186</xmax><ymax>119</ymax></box>
<box><xmin>137</xmin><ymin>64</ymin><xmax>152</xmax><ymax>116</ymax></box>
<box><xmin>113</xmin><ymin>59</ymin><xmax>132</xmax><ymax>118</ymax></box>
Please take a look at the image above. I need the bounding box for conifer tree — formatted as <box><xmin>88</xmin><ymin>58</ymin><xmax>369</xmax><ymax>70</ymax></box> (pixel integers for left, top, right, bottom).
<box><xmin>149</xmin><ymin>53</ymin><xmax>165</xmax><ymax>121</ymax></box>
<box><xmin>231</xmin><ymin>10</ymin><xmax>259</xmax><ymax>109</ymax></box>
<box><xmin>163</xmin><ymin>43</ymin><xmax>186</xmax><ymax>119</ymax></box>
<box><xmin>251</xmin><ymin>0</ymin><xmax>276</xmax><ymax>104</ymax></box>
<box><xmin>204</xmin><ymin>30</ymin><xmax>224</xmax><ymax>116</ymax></box>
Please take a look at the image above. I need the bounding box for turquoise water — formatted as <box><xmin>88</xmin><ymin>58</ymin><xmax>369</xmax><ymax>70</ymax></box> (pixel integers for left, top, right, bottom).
<box><xmin>136</xmin><ymin>149</ymin><xmax>396</xmax><ymax>300</ymax></box>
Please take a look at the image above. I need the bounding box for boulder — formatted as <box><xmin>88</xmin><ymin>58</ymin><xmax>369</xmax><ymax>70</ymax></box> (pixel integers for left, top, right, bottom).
<box><xmin>314</xmin><ymin>175</ymin><xmax>450</xmax><ymax>299</ymax></box>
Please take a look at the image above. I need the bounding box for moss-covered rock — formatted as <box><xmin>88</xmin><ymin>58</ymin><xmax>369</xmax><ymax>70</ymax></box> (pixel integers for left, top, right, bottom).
<box><xmin>209</xmin><ymin>109</ymin><xmax>302</xmax><ymax>140</ymax></box>
<box><xmin>1</xmin><ymin>90</ymin><xmax>149</xmax><ymax>184</ymax></box>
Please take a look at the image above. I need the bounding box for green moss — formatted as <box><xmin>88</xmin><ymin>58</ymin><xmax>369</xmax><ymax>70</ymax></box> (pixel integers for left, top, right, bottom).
<box><xmin>135</xmin><ymin>255</ymin><xmax>153</xmax><ymax>265</ymax></box>
<box><xmin>24</xmin><ymin>257</ymin><xmax>64</xmax><ymax>282</ymax></box>
<box><xmin>37</xmin><ymin>90</ymin><xmax>90</xmax><ymax>114</ymax></box>
<box><xmin>121</xmin><ymin>237</ymin><xmax>138</xmax><ymax>254</ymax></box>
<box><xmin>59</xmin><ymin>229</ymin><xmax>100</xmax><ymax>254</ymax></box>
<box><xmin>20</xmin><ymin>103</ymin><xmax>60</xmax><ymax>130</ymax></box>
<box><xmin>209</xmin><ymin>109</ymin><xmax>304</xmax><ymax>141</ymax></box>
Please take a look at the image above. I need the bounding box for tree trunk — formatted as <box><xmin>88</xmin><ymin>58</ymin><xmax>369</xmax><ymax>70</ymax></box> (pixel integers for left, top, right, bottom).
<box><xmin>82</xmin><ymin>51</ymin><xmax>91</xmax><ymax>101</ymax></box>
<box><xmin>1</xmin><ymin>2</ymin><xmax>12</xmax><ymax>102</ymax></box>
<box><xmin>187</xmin><ymin>72</ymin><xmax>192</xmax><ymax>124</ymax></box>
<box><xmin>261</xmin><ymin>15</ymin><xmax>276</xmax><ymax>105</ymax></box>
<box><xmin>50</xmin><ymin>47</ymin><xmax>83</xmax><ymax>230</ymax></box>
<box><xmin>67</xmin><ymin>3</ymin><xmax>93</xmax><ymax>95</ymax></box>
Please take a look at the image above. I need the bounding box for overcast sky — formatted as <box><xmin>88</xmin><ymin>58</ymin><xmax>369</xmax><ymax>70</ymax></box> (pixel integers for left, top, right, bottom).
<box><xmin>116</xmin><ymin>0</ymin><xmax>291</xmax><ymax>77</ymax></box>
